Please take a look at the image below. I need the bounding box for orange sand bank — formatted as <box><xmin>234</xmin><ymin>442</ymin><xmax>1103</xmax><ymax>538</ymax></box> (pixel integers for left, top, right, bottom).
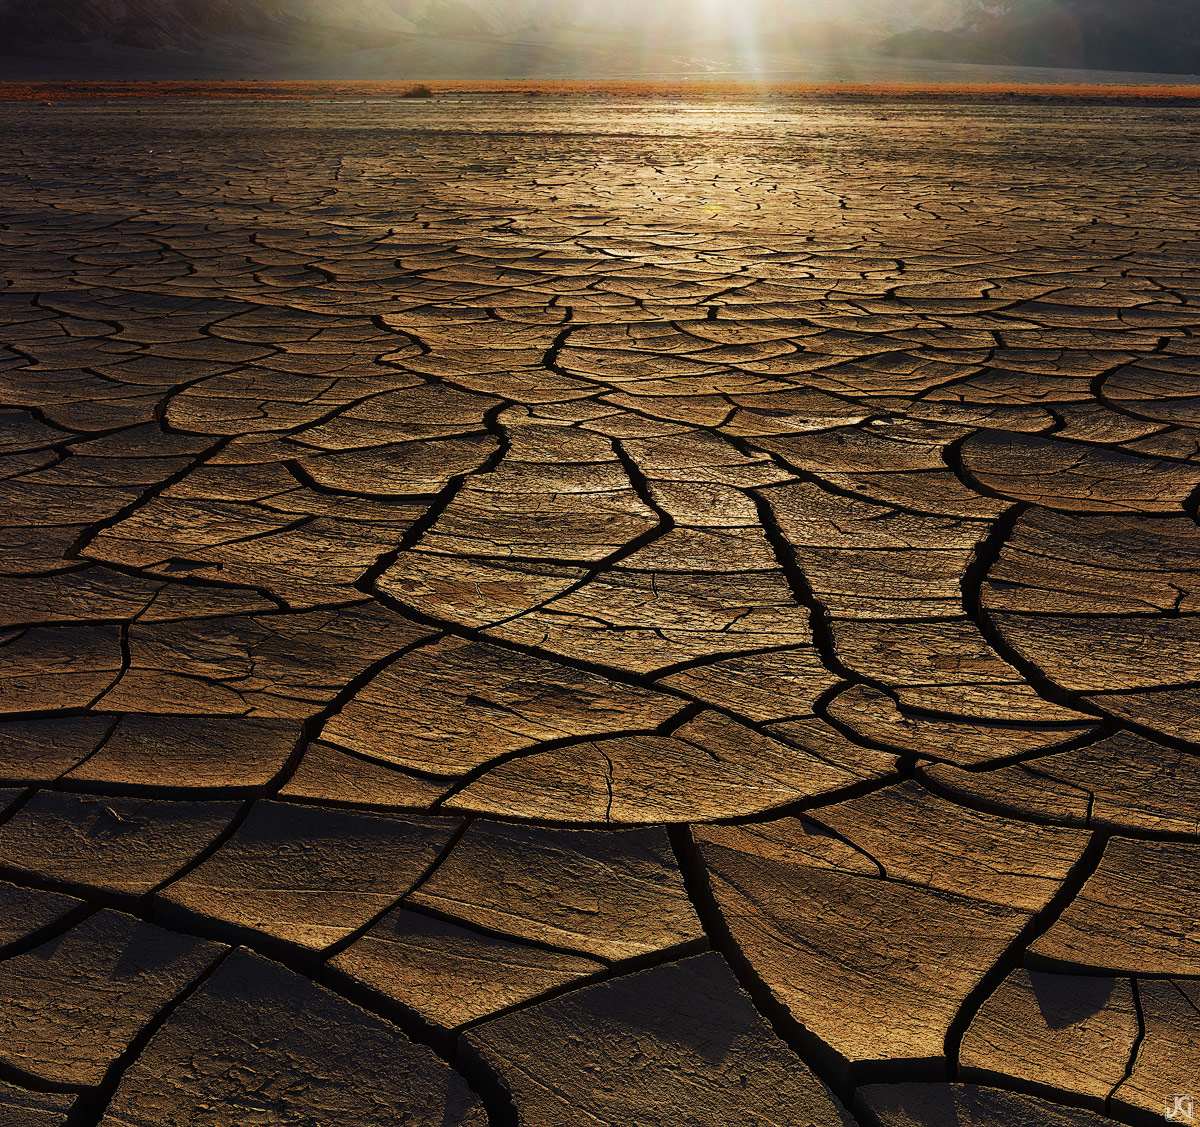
<box><xmin>4</xmin><ymin>79</ymin><xmax>1200</xmax><ymax>103</ymax></box>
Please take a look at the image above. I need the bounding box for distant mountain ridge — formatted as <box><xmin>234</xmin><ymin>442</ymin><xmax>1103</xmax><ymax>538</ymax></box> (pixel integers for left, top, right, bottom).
<box><xmin>0</xmin><ymin>0</ymin><xmax>965</xmax><ymax>73</ymax></box>
<box><xmin>0</xmin><ymin>0</ymin><xmax>1195</xmax><ymax>77</ymax></box>
<box><xmin>0</xmin><ymin>0</ymin><xmax>964</xmax><ymax>45</ymax></box>
<box><xmin>0</xmin><ymin>0</ymin><xmax>550</xmax><ymax>44</ymax></box>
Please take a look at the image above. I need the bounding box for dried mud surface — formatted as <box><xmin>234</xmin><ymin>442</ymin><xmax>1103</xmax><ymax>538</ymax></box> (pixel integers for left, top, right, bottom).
<box><xmin>1</xmin><ymin>95</ymin><xmax>1199</xmax><ymax>1126</ymax></box>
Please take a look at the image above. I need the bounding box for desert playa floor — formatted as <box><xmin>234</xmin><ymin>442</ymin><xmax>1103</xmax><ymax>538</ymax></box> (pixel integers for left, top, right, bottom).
<box><xmin>0</xmin><ymin>89</ymin><xmax>1198</xmax><ymax>1126</ymax></box>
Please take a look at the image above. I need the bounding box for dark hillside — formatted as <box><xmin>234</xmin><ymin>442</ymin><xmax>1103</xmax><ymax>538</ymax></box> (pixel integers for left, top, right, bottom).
<box><xmin>883</xmin><ymin>0</ymin><xmax>1200</xmax><ymax>74</ymax></box>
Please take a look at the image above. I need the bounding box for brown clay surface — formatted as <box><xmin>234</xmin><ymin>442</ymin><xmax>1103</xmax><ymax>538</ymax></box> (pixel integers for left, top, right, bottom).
<box><xmin>0</xmin><ymin>91</ymin><xmax>1198</xmax><ymax>1125</ymax></box>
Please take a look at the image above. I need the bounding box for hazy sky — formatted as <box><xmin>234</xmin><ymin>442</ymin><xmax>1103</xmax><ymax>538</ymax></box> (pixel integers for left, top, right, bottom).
<box><xmin>562</xmin><ymin>0</ymin><xmax>970</xmax><ymax>25</ymax></box>
<box><xmin>312</xmin><ymin>0</ymin><xmax>974</xmax><ymax>35</ymax></box>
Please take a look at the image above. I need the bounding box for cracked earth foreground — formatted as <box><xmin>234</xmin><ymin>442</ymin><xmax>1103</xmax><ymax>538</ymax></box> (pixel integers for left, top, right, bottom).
<box><xmin>0</xmin><ymin>94</ymin><xmax>1199</xmax><ymax>1126</ymax></box>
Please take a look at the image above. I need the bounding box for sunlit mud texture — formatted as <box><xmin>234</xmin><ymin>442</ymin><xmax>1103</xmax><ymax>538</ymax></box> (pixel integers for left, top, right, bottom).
<box><xmin>1</xmin><ymin>92</ymin><xmax>1199</xmax><ymax>1126</ymax></box>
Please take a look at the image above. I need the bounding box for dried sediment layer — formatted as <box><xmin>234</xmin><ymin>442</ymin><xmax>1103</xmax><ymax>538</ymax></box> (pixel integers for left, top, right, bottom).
<box><xmin>0</xmin><ymin>96</ymin><xmax>1197</xmax><ymax>1126</ymax></box>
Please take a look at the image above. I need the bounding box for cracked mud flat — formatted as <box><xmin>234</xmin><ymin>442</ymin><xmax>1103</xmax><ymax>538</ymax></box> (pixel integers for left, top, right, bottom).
<box><xmin>0</xmin><ymin>91</ymin><xmax>1199</xmax><ymax>1126</ymax></box>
